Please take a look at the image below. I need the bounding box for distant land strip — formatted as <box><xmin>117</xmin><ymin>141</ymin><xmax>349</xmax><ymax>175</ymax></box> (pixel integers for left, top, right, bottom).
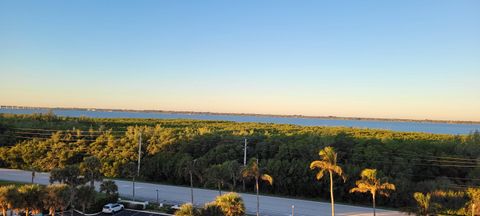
<box><xmin>1</xmin><ymin>105</ymin><xmax>480</xmax><ymax>125</ymax></box>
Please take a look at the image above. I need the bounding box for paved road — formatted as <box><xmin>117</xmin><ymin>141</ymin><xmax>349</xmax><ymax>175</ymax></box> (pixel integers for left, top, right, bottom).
<box><xmin>70</xmin><ymin>209</ymin><xmax>171</xmax><ymax>216</ymax></box>
<box><xmin>0</xmin><ymin>168</ymin><xmax>405</xmax><ymax>216</ymax></box>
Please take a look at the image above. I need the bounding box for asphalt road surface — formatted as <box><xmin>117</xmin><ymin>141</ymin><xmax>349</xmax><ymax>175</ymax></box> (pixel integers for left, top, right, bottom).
<box><xmin>69</xmin><ymin>209</ymin><xmax>171</xmax><ymax>216</ymax></box>
<box><xmin>0</xmin><ymin>168</ymin><xmax>405</xmax><ymax>216</ymax></box>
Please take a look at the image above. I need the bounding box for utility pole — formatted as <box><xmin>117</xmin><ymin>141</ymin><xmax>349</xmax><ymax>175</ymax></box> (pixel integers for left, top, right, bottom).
<box><xmin>156</xmin><ymin>189</ymin><xmax>159</xmax><ymax>204</ymax></box>
<box><xmin>243</xmin><ymin>138</ymin><xmax>247</xmax><ymax>191</ymax></box>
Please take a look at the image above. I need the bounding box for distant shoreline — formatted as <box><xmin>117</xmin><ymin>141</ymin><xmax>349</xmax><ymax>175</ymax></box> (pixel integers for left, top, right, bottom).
<box><xmin>1</xmin><ymin>105</ymin><xmax>479</xmax><ymax>125</ymax></box>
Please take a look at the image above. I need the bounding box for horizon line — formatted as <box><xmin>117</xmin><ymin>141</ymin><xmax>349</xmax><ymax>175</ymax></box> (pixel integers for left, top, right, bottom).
<box><xmin>1</xmin><ymin>104</ymin><xmax>480</xmax><ymax>125</ymax></box>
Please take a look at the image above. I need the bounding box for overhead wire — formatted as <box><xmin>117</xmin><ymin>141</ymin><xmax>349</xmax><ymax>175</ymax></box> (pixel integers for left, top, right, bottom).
<box><xmin>12</xmin><ymin>127</ymin><xmax>128</xmax><ymax>133</ymax></box>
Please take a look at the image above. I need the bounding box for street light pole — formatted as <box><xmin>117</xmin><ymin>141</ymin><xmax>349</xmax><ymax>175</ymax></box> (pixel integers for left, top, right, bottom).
<box><xmin>292</xmin><ymin>205</ymin><xmax>295</xmax><ymax>216</ymax></box>
<box><xmin>156</xmin><ymin>189</ymin><xmax>159</xmax><ymax>204</ymax></box>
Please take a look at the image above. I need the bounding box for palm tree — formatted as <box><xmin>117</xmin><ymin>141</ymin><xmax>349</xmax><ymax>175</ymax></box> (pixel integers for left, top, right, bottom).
<box><xmin>80</xmin><ymin>156</ymin><xmax>103</xmax><ymax>188</ymax></box>
<box><xmin>7</xmin><ymin>189</ymin><xmax>21</xmax><ymax>216</ymax></box>
<box><xmin>201</xmin><ymin>202</ymin><xmax>223</xmax><ymax>216</ymax></box>
<box><xmin>310</xmin><ymin>146</ymin><xmax>346</xmax><ymax>216</ymax></box>
<box><xmin>222</xmin><ymin>160</ymin><xmax>241</xmax><ymax>191</ymax></box>
<box><xmin>75</xmin><ymin>185</ymin><xmax>96</xmax><ymax>215</ymax></box>
<box><xmin>50</xmin><ymin>165</ymin><xmax>85</xmax><ymax>186</ymax></box>
<box><xmin>100</xmin><ymin>180</ymin><xmax>118</xmax><ymax>198</ymax></box>
<box><xmin>0</xmin><ymin>185</ymin><xmax>18</xmax><ymax>216</ymax></box>
<box><xmin>205</xmin><ymin>164</ymin><xmax>231</xmax><ymax>195</ymax></box>
<box><xmin>18</xmin><ymin>184</ymin><xmax>44</xmax><ymax>216</ymax></box>
<box><xmin>43</xmin><ymin>184</ymin><xmax>71</xmax><ymax>216</ymax></box>
<box><xmin>413</xmin><ymin>192</ymin><xmax>431</xmax><ymax>216</ymax></box>
<box><xmin>242</xmin><ymin>158</ymin><xmax>273</xmax><ymax>216</ymax></box>
<box><xmin>214</xmin><ymin>192</ymin><xmax>245</xmax><ymax>216</ymax></box>
<box><xmin>49</xmin><ymin>165</ymin><xmax>84</xmax><ymax>216</ymax></box>
<box><xmin>350</xmin><ymin>169</ymin><xmax>396</xmax><ymax>216</ymax></box>
<box><xmin>180</xmin><ymin>157</ymin><xmax>199</xmax><ymax>205</ymax></box>
<box><xmin>175</xmin><ymin>203</ymin><xmax>200</xmax><ymax>216</ymax></box>
<box><xmin>467</xmin><ymin>187</ymin><xmax>480</xmax><ymax>216</ymax></box>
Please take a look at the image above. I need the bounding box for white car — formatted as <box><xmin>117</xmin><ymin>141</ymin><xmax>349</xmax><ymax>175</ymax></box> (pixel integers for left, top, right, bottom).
<box><xmin>102</xmin><ymin>203</ymin><xmax>124</xmax><ymax>214</ymax></box>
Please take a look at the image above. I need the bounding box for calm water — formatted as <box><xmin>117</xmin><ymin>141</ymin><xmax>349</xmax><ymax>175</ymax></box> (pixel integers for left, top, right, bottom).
<box><xmin>1</xmin><ymin>108</ymin><xmax>479</xmax><ymax>135</ymax></box>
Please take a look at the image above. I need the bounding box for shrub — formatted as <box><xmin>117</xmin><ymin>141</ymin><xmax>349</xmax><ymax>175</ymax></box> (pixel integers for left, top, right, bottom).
<box><xmin>214</xmin><ymin>193</ymin><xmax>245</xmax><ymax>216</ymax></box>
<box><xmin>175</xmin><ymin>203</ymin><xmax>200</xmax><ymax>216</ymax></box>
<box><xmin>87</xmin><ymin>194</ymin><xmax>118</xmax><ymax>213</ymax></box>
<box><xmin>201</xmin><ymin>202</ymin><xmax>224</xmax><ymax>216</ymax></box>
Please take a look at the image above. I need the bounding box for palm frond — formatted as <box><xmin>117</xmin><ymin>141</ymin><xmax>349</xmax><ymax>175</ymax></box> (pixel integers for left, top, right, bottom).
<box><xmin>316</xmin><ymin>170</ymin><xmax>326</xmax><ymax>180</ymax></box>
<box><xmin>261</xmin><ymin>174</ymin><xmax>273</xmax><ymax>185</ymax></box>
<box><xmin>332</xmin><ymin>165</ymin><xmax>346</xmax><ymax>181</ymax></box>
<box><xmin>380</xmin><ymin>182</ymin><xmax>396</xmax><ymax>191</ymax></box>
<box><xmin>319</xmin><ymin>146</ymin><xmax>337</xmax><ymax>164</ymax></box>
<box><xmin>310</xmin><ymin>160</ymin><xmax>328</xmax><ymax>170</ymax></box>
<box><xmin>350</xmin><ymin>168</ymin><xmax>396</xmax><ymax>198</ymax></box>
<box><xmin>241</xmin><ymin>168</ymin><xmax>254</xmax><ymax>179</ymax></box>
<box><xmin>350</xmin><ymin>187</ymin><xmax>369</xmax><ymax>193</ymax></box>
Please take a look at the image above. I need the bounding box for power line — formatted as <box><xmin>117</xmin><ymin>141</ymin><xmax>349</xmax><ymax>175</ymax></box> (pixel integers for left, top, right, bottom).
<box><xmin>4</xmin><ymin>134</ymin><xmax>478</xmax><ymax>168</ymax></box>
<box><xmin>382</xmin><ymin>151</ymin><xmax>480</xmax><ymax>162</ymax></box>
<box><xmin>342</xmin><ymin>158</ymin><xmax>480</xmax><ymax>168</ymax></box>
<box><xmin>12</xmin><ymin>127</ymin><xmax>128</xmax><ymax>133</ymax></box>
<box><xmin>3</xmin><ymin>135</ymin><xmax>98</xmax><ymax>142</ymax></box>
<box><xmin>4</xmin><ymin>127</ymin><xmax>480</xmax><ymax>166</ymax></box>
<box><xmin>13</xmin><ymin>131</ymin><xmax>102</xmax><ymax>137</ymax></box>
<box><xmin>0</xmin><ymin>134</ymin><xmax>115</xmax><ymax>142</ymax></box>
<box><xmin>352</xmin><ymin>149</ymin><xmax>480</xmax><ymax>163</ymax></box>
<box><xmin>350</xmin><ymin>154</ymin><xmax>478</xmax><ymax>165</ymax></box>
<box><xmin>3</xmin><ymin>133</ymin><xmax>479</xmax><ymax>164</ymax></box>
<box><xmin>4</xmin><ymin>131</ymin><xmax>479</xmax><ymax>164</ymax></box>
<box><xmin>398</xmin><ymin>173</ymin><xmax>480</xmax><ymax>182</ymax></box>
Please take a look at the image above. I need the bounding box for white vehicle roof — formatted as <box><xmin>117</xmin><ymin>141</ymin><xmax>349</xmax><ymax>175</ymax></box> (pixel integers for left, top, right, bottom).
<box><xmin>104</xmin><ymin>203</ymin><xmax>119</xmax><ymax>207</ymax></box>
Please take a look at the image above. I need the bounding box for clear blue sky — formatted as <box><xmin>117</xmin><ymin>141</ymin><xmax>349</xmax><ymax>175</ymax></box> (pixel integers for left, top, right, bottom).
<box><xmin>1</xmin><ymin>0</ymin><xmax>479</xmax><ymax>121</ymax></box>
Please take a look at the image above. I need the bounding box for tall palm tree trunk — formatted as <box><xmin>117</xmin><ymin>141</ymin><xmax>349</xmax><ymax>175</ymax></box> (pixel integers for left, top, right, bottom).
<box><xmin>256</xmin><ymin>177</ymin><xmax>260</xmax><ymax>216</ymax></box>
<box><xmin>329</xmin><ymin>171</ymin><xmax>334</xmax><ymax>216</ymax></box>
<box><xmin>472</xmin><ymin>203</ymin><xmax>475</xmax><ymax>216</ymax></box>
<box><xmin>233</xmin><ymin>176</ymin><xmax>237</xmax><ymax>190</ymax></box>
<box><xmin>190</xmin><ymin>171</ymin><xmax>194</xmax><ymax>204</ymax></box>
<box><xmin>70</xmin><ymin>187</ymin><xmax>75</xmax><ymax>216</ymax></box>
<box><xmin>218</xmin><ymin>183</ymin><xmax>222</xmax><ymax>195</ymax></box>
<box><xmin>372</xmin><ymin>193</ymin><xmax>376</xmax><ymax>216</ymax></box>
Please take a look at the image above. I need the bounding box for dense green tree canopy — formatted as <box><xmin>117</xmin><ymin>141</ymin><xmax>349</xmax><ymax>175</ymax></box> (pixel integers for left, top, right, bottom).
<box><xmin>1</xmin><ymin>113</ymin><xmax>479</xmax><ymax>214</ymax></box>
